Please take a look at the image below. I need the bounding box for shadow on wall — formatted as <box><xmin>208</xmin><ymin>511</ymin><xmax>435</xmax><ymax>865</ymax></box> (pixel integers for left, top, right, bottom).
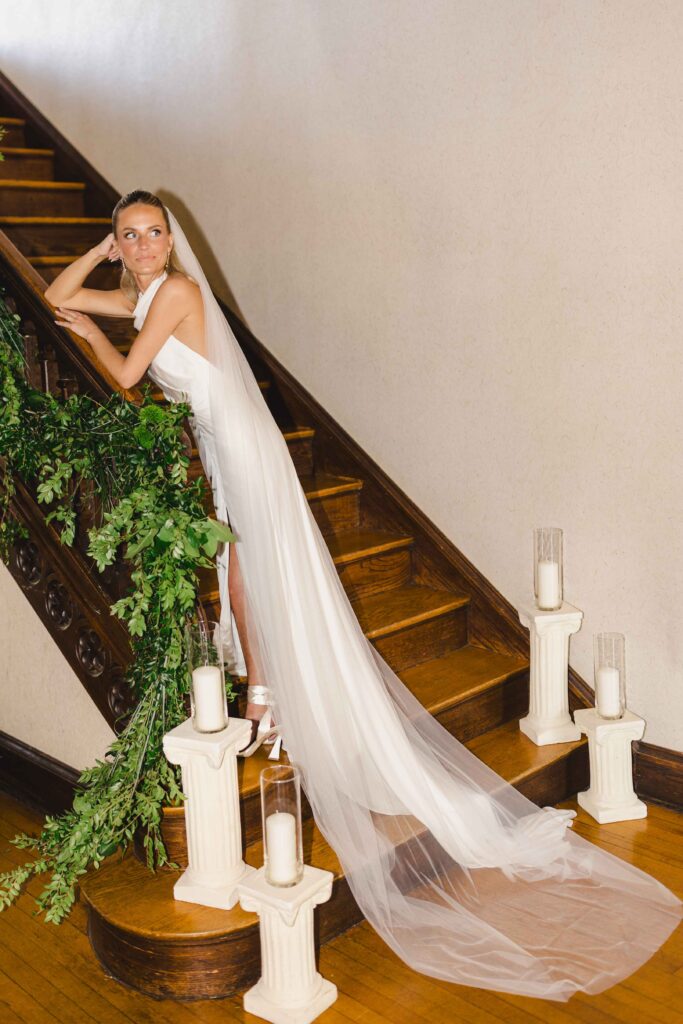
<box><xmin>156</xmin><ymin>189</ymin><xmax>248</xmax><ymax>325</ymax></box>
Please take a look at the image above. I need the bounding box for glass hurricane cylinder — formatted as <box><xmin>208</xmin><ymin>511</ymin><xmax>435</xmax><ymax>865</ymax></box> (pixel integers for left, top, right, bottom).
<box><xmin>185</xmin><ymin>619</ymin><xmax>228</xmax><ymax>733</ymax></box>
<box><xmin>534</xmin><ymin>527</ymin><xmax>564</xmax><ymax>611</ymax></box>
<box><xmin>260</xmin><ymin>765</ymin><xmax>304</xmax><ymax>888</ymax></box>
<box><xmin>594</xmin><ymin>632</ymin><xmax>626</xmax><ymax>720</ymax></box>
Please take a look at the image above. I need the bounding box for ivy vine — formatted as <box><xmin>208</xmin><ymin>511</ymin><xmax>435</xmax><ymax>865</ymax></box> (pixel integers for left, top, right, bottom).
<box><xmin>0</xmin><ymin>291</ymin><xmax>235</xmax><ymax>922</ymax></box>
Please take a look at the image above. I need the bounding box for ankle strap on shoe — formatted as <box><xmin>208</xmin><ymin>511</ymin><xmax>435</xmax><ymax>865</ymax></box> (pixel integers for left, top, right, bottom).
<box><xmin>247</xmin><ymin>684</ymin><xmax>271</xmax><ymax>706</ymax></box>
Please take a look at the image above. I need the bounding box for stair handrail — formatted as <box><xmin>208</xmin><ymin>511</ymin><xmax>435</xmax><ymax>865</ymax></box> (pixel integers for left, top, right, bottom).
<box><xmin>0</xmin><ymin>227</ymin><xmax>139</xmax><ymax>402</ymax></box>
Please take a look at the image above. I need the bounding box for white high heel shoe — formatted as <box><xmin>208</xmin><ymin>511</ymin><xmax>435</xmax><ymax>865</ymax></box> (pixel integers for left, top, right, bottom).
<box><xmin>238</xmin><ymin>684</ymin><xmax>284</xmax><ymax>760</ymax></box>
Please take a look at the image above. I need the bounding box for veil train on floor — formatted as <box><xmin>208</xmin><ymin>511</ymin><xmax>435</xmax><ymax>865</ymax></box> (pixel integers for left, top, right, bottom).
<box><xmin>166</xmin><ymin>207</ymin><xmax>682</xmax><ymax>1002</ymax></box>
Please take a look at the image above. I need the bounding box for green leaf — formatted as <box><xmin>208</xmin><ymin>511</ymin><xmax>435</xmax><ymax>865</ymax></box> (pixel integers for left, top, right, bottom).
<box><xmin>133</xmin><ymin>425</ymin><xmax>155</xmax><ymax>449</ymax></box>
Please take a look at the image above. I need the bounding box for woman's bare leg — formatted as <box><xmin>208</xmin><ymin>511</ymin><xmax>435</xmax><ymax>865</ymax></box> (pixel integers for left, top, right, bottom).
<box><xmin>228</xmin><ymin>543</ymin><xmax>267</xmax><ymax>721</ymax></box>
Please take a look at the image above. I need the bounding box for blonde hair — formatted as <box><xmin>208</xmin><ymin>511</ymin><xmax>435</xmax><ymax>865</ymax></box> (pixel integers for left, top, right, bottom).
<box><xmin>112</xmin><ymin>190</ymin><xmax>186</xmax><ymax>303</ymax></box>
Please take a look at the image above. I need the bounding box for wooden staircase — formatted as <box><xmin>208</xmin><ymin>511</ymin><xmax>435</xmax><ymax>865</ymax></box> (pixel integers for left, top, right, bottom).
<box><xmin>0</xmin><ymin>93</ymin><xmax>590</xmax><ymax>1000</ymax></box>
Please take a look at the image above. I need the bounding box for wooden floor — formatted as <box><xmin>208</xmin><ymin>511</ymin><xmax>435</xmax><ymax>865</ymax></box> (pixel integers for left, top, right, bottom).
<box><xmin>0</xmin><ymin>791</ymin><xmax>681</xmax><ymax>1024</ymax></box>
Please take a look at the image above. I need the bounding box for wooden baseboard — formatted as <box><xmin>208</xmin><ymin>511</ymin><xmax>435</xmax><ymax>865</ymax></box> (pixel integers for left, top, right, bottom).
<box><xmin>0</xmin><ymin>731</ymin><xmax>79</xmax><ymax>816</ymax></box>
<box><xmin>633</xmin><ymin>740</ymin><xmax>683</xmax><ymax>811</ymax></box>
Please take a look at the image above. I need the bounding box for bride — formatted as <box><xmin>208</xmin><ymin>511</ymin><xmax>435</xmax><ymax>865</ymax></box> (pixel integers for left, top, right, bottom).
<box><xmin>45</xmin><ymin>190</ymin><xmax>682</xmax><ymax>1003</ymax></box>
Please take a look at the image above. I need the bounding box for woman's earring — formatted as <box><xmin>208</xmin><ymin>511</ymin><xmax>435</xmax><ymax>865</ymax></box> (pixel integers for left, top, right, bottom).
<box><xmin>165</xmin><ymin>250</ymin><xmax>171</xmax><ymax>272</ymax></box>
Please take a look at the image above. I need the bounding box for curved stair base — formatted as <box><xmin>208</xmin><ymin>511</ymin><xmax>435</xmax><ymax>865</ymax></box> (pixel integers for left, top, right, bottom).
<box><xmin>80</xmin><ymin>845</ymin><xmax>360</xmax><ymax>1001</ymax></box>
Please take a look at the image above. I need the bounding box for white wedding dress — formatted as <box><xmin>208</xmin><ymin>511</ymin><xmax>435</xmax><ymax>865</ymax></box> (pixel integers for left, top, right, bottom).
<box><xmin>133</xmin><ymin>209</ymin><xmax>682</xmax><ymax>1003</ymax></box>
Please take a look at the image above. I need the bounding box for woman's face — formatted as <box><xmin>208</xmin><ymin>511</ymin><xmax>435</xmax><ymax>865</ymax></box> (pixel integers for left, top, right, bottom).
<box><xmin>116</xmin><ymin>203</ymin><xmax>172</xmax><ymax>279</ymax></box>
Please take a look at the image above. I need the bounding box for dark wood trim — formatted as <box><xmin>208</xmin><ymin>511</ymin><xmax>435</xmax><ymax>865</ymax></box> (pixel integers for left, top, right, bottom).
<box><xmin>633</xmin><ymin>740</ymin><xmax>683</xmax><ymax>811</ymax></box>
<box><xmin>0</xmin><ymin>731</ymin><xmax>79</xmax><ymax>816</ymax></box>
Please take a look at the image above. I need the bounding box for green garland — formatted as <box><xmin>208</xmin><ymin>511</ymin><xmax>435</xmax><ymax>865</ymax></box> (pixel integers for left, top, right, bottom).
<box><xmin>0</xmin><ymin>291</ymin><xmax>235</xmax><ymax>923</ymax></box>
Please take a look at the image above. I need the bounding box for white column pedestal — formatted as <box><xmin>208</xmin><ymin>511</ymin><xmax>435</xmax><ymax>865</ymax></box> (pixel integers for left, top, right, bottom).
<box><xmin>237</xmin><ymin>865</ymin><xmax>337</xmax><ymax>1024</ymax></box>
<box><xmin>574</xmin><ymin>708</ymin><xmax>648</xmax><ymax>824</ymax></box>
<box><xmin>162</xmin><ymin>717</ymin><xmax>255</xmax><ymax>910</ymax></box>
<box><xmin>518</xmin><ymin>602</ymin><xmax>583</xmax><ymax>745</ymax></box>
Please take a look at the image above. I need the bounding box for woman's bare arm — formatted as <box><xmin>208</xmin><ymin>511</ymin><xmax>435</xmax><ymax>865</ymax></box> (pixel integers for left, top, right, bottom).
<box><xmin>44</xmin><ymin>234</ymin><xmax>135</xmax><ymax>317</ymax></box>
<box><xmin>54</xmin><ymin>276</ymin><xmax>196</xmax><ymax>390</ymax></box>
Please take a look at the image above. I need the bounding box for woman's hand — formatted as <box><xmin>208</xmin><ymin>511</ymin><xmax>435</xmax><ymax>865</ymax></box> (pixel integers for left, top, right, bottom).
<box><xmin>54</xmin><ymin>307</ymin><xmax>100</xmax><ymax>344</ymax></box>
<box><xmin>94</xmin><ymin>232</ymin><xmax>121</xmax><ymax>262</ymax></box>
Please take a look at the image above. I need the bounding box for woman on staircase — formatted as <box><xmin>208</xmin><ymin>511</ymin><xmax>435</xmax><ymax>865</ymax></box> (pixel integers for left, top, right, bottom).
<box><xmin>44</xmin><ymin>190</ymin><xmax>682</xmax><ymax>1004</ymax></box>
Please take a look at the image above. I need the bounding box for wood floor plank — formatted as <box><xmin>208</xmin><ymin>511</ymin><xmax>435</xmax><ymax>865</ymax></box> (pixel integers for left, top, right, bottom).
<box><xmin>0</xmin><ymin>971</ymin><xmax>62</xmax><ymax>1024</ymax></box>
<box><xmin>0</xmin><ymin>913</ymin><xmax>132</xmax><ymax>1024</ymax></box>
<box><xmin>0</xmin><ymin>1002</ymin><xmax>25</xmax><ymax>1024</ymax></box>
<box><xmin>0</xmin><ymin>936</ymin><xmax>98</xmax><ymax>1023</ymax></box>
<box><xmin>347</xmin><ymin>925</ymin><xmax>536</xmax><ymax>1024</ymax></box>
<box><xmin>334</xmin><ymin>932</ymin><xmax>505</xmax><ymax>1024</ymax></box>
<box><xmin>0</xmin><ymin>892</ymin><xmax>203</xmax><ymax>1024</ymax></box>
<box><xmin>319</xmin><ymin>947</ymin><xmax>436</xmax><ymax>1024</ymax></box>
<box><xmin>596</xmin><ymin>982</ymin><xmax>683</xmax><ymax>1024</ymax></box>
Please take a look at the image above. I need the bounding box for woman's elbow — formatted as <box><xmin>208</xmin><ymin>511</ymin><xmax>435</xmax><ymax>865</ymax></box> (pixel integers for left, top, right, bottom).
<box><xmin>118</xmin><ymin>365</ymin><xmax>144</xmax><ymax>390</ymax></box>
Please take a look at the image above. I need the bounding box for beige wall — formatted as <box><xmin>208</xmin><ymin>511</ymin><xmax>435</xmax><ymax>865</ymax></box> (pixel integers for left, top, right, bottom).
<box><xmin>0</xmin><ymin>562</ymin><xmax>115</xmax><ymax>768</ymax></box>
<box><xmin>2</xmin><ymin>1</ymin><xmax>682</xmax><ymax>751</ymax></box>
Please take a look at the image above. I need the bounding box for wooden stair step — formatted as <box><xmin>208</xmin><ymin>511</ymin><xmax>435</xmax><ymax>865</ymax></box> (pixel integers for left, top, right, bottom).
<box><xmin>92</xmin><ymin>315</ymin><xmax>132</xmax><ymax>340</ymax></box>
<box><xmin>30</xmin><ymin>254</ymin><xmax>82</xmax><ymax>264</ymax></box>
<box><xmin>400</xmin><ymin>645</ymin><xmax>529</xmax><ymax>742</ymax></box>
<box><xmin>200</xmin><ymin>475</ymin><xmax>364</xmax><ymax>589</ymax></box>
<box><xmin>298</xmin><ymin>470</ymin><xmax>363</xmax><ymax>500</ymax></box>
<box><xmin>467</xmin><ymin>719</ymin><xmax>588</xmax><ymax>806</ymax></box>
<box><xmin>281</xmin><ymin>426</ymin><xmax>315</xmax><ymax>441</ymax></box>
<box><xmin>0</xmin><ymin>179</ymin><xmax>86</xmax><ymax>216</ymax></box>
<box><xmin>190</xmin><ymin>423</ymin><xmax>314</xmax><ymax>488</ymax></box>
<box><xmin>0</xmin><ymin>215</ymin><xmax>111</xmax><ymax>257</ymax></box>
<box><xmin>300</xmin><ymin>470</ymin><xmax>363</xmax><ymax>538</ymax></box>
<box><xmin>198</xmin><ymin>472</ymin><xmax>364</xmax><ymax>605</ymax></box>
<box><xmin>329</xmin><ymin>527</ymin><xmax>414</xmax><ymax>600</ymax></box>
<box><xmin>0</xmin><ymin>116</ymin><xmax>26</xmax><ymax>146</ymax></box>
<box><xmin>351</xmin><ymin>583</ymin><xmax>468</xmax><ymax>639</ymax></box>
<box><xmin>198</xmin><ymin>526</ymin><xmax>412</xmax><ymax>605</ymax></box>
<box><xmin>191</xmin><ymin>423</ymin><xmax>314</xmax><ymax>454</ymax></box>
<box><xmin>326</xmin><ymin>528</ymin><xmax>413</xmax><ymax>566</ymax></box>
<box><xmin>401</xmin><ymin>645</ymin><xmax>528</xmax><ymax>715</ymax></box>
<box><xmin>351</xmin><ymin>582</ymin><xmax>469</xmax><ymax>672</ymax></box>
<box><xmin>30</xmin><ymin>253</ymin><xmax>120</xmax><ymax>287</ymax></box>
<box><xmin>281</xmin><ymin>424</ymin><xmax>315</xmax><ymax>476</ymax></box>
<box><xmin>0</xmin><ymin>178</ymin><xmax>84</xmax><ymax>190</ymax></box>
<box><xmin>0</xmin><ymin>146</ymin><xmax>55</xmax><ymax>181</ymax></box>
<box><xmin>80</xmin><ymin>715</ymin><xmax>587</xmax><ymax>1000</ymax></box>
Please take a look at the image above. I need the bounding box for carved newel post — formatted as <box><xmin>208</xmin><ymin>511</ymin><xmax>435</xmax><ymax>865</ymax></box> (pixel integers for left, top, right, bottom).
<box><xmin>574</xmin><ymin>708</ymin><xmax>647</xmax><ymax>823</ymax></box>
<box><xmin>237</xmin><ymin>865</ymin><xmax>338</xmax><ymax>1024</ymax></box>
<box><xmin>518</xmin><ymin>602</ymin><xmax>583</xmax><ymax>745</ymax></box>
<box><xmin>162</xmin><ymin>717</ymin><xmax>255</xmax><ymax>909</ymax></box>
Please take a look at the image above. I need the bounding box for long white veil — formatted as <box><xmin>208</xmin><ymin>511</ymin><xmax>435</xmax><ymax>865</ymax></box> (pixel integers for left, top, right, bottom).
<box><xmin>166</xmin><ymin>207</ymin><xmax>681</xmax><ymax>1002</ymax></box>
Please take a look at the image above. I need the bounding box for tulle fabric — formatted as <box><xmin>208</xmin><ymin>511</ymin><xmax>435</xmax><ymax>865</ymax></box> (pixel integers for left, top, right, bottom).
<box><xmin>162</xmin><ymin>207</ymin><xmax>681</xmax><ymax>1001</ymax></box>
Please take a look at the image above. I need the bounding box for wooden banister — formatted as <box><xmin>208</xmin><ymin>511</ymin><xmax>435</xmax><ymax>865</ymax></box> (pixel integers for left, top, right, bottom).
<box><xmin>0</xmin><ymin>227</ymin><xmax>138</xmax><ymax>402</ymax></box>
<box><xmin>0</xmin><ymin>233</ymin><xmax>140</xmax><ymax>731</ymax></box>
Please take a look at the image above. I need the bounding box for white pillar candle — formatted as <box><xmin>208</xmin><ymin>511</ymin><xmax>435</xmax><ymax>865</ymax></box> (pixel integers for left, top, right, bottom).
<box><xmin>596</xmin><ymin>666</ymin><xmax>622</xmax><ymax>719</ymax></box>
<box><xmin>265</xmin><ymin>812</ymin><xmax>299</xmax><ymax>886</ymax></box>
<box><xmin>191</xmin><ymin>666</ymin><xmax>227</xmax><ymax>732</ymax></box>
<box><xmin>537</xmin><ymin>560</ymin><xmax>560</xmax><ymax>610</ymax></box>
